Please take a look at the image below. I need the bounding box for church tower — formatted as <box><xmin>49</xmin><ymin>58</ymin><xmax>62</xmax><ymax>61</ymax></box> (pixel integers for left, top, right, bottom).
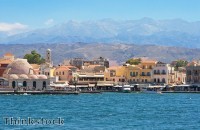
<box><xmin>46</xmin><ymin>49</ymin><xmax>52</xmax><ymax>66</ymax></box>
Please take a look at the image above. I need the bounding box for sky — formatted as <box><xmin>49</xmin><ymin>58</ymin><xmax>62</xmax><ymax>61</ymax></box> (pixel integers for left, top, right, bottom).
<box><xmin>0</xmin><ymin>0</ymin><xmax>200</xmax><ymax>34</ymax></box>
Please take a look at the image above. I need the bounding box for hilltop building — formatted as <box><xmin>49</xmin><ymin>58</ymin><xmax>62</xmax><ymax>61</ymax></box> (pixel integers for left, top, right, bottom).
<box><xmin>69</xmin><ymin>57</ymin><xmax>109</xmax><ymax>69</ymax></box>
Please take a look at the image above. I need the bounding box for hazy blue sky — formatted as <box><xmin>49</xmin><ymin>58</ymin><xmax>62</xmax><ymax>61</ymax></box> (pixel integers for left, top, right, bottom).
<box><xmin>0</xmin><ymin>0</ymin><xmax>200</xmax><ymax>33</ymax></box>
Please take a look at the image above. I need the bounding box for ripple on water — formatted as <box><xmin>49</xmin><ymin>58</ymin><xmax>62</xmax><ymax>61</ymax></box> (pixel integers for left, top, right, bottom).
<box><xmin>0</xmin><ymin>93</ymin><xmax>200</xmax><ymax>129</ymax></box>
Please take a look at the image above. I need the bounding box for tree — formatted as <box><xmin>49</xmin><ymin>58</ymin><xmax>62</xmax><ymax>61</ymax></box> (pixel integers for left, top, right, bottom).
<box><xmin>174</xmin><ymin>60</ymin><xmax>188</xmax><ymax>70</ymax></box>
<box><xmin>126</xmin><ymin>58</ymin><xmax>141</xmax><ymax>65</ymax></box>
<box><xmin>24</xmin><ymin>50</ymin><xmax>45</xmax><ymax>64</ymax></box>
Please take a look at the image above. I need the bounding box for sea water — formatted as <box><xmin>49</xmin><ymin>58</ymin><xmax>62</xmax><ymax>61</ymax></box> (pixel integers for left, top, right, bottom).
<box><xmin>0</xmin><ymin>93</ymin><xmax>200</xmax><ymax>130</ymax></box>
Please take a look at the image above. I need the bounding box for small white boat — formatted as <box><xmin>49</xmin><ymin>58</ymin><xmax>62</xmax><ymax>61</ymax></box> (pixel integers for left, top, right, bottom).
<box><xmin>122</xmin><ymin>87</ymin><xmax>131</xmax><ymax>93</ymax></box>
<box><xmin>140</xmin><ymin>84</ymin><xmax>164</xmax><ymax>94</ymax></box>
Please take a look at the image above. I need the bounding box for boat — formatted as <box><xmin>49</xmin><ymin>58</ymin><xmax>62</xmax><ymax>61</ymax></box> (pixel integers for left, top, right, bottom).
<box><xmin>122</xmin><ymin>87</ymin><xmax>131</xmax><ymax>93</ymax></box>
<box><xmin>122</xmin><ymin>85</ymin><xmax>134</xmax><ymax>93</ymax></box>
<box><xmin>140</xmin><ymin>84</ymin><xmax>165</xmax><ymax>94</ymax></box>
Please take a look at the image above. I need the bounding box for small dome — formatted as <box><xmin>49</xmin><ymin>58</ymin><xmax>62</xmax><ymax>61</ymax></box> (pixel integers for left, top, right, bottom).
<box><xmin>7</xmin><ymin>59</ymin><xmax>33</xmax><ymax>75</ymax></box>
<box><xmin>47</xmin><ymin>49</ymin><xmax>51</xmax><ymax>51</ymax></box>
<box><xmin>9</xmin><ymin>74</ymin><xmax>18</xmax><ymax>79</ymax></box>
<box><xmin>37</xmin><ymin>75</ymin><xmax>47</xmax><ymax>79</ymax></box>
<box><xmin>19</xmin><ymin>74</ymin><xmax>29</xmax><ymax>79</ymax></box>
<box><xmin>29</xmin><ymin>75</ymin><xmax>38</xmax><ymax>79</ymax></box>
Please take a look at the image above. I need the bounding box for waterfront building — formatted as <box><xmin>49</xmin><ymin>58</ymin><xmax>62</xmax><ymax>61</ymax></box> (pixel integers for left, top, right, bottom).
<box><xmin>139</xmin><ymin>60</ymin><xmax>157</xmax><ymax>83</ymax></box>
<box><xmin>152</xmin><ymin>61</ymin><xmax>175</xmax><ymax>84</ymax></box>
<box><xmin>123</xmin><ymin>64</ymin><xmax>142</xmax><ymax>83</ymax></box>
<box><xmin>0</xmin><ymin>53</ymin><xmax>15</xmax><ymax>77</ymax></box>
<box><xmin>104</xmin><ymin>66</ymin><xmax>125</xmax><ymax>84</ymax></box>
<box><xmin>3</xmin><ymin>59</ymin><xmax>50</xmax><ymax>90</ymax></box>
<box><xmin>54</xmin><ymin>66</ymin><xmax>73</xmax><ymax>82</ymax></box>
<box><xmin>174</xmin><ymin>67</ymin><xmax>186</xmax><ymax>84</ymax></box>
<box><xmin>186</xmin><ymin>61</ymin><xmax>200</xmax><ymax>84</ymax></box>
<box><xmin>74</xmin><ymin>65</ymin><xmax>105</xmax><ymax>87</ymax></box>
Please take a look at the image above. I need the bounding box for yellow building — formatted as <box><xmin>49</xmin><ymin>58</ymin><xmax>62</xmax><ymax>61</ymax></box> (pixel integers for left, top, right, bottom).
<box><xmin>104</xmin><ymin>66</ymin><xmax>125</xmax><ymax>83</ymax></box>
<box><xmin>139</xmin><ymin>60</ymin><xmax>157</xmax><ymax>83</ymax></box>
<box><xmin>124</xmin><ymin>65</ymin><xmax>142</xmax><ymax>83</ymax></box>
<box><xmin>105</xmin><ymin>59</ymin><xmax>157</xmax><ymax>84</ymax></box>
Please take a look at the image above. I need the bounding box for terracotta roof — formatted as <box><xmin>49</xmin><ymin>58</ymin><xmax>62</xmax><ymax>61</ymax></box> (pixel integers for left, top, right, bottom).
<box><xmin>0</xmin><ymin>59</ymin><xmax>12</xmax><ymax>64</ymax></box>
<box><xmin>187</xmin><ymin>61</ymin><xmax>198</xmax><ymax>66</ymax></box>
<box><xmin>65</xmin><ymin>65</ymin><xmax>77</xmax><ymax>69</ymax></box>
<box><xmin>55</xmin><ymin>66</ymin><xmax>70</xmax><ymax>71</ymax></box>
<box><xmin>4</xmin><ymin>53</ymin><xmax>14</xmax><ymax>56</ymax></box>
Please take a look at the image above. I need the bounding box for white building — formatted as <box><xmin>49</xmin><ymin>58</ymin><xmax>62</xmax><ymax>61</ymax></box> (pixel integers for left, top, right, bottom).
<box><xmin>152</xmin><ymin>61</ymin><xmax>174</xmax><ymax>84</ymax></box>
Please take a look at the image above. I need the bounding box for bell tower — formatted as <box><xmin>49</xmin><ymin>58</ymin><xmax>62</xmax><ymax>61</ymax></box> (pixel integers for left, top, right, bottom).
<box><xmin>46</xmin><ymin>49</ymin><xmax>52</xmax><ymax>66</ymax></box>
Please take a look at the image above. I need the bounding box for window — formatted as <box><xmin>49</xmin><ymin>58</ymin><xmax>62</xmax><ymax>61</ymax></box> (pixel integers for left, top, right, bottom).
<box><xmin>157</xmin><ymin>70</ymin><xmax>160</xmax><ymax>74</ymax></box>
<box><xmin>147</xmin><ymin>72</ymin><xmax>151</xmax><ymax>76</ymax></box>
<box><xmin>162</xmin><ymin>70</ymin><xmax>166</xmax><ymax>74</ymax></box>
<box><xmin>63</xmin><ymin>71</ymin><xmax>64</xmax><ymax>75</ymax></box>
<box><xmin>42</xmin><ymin>81</ymin><xmax>46</xmax><ymax>90</ymax></box>
<box><xmin>157</xmin><ymin>79</ymin><xmax>160</xmax><ymax>83</ymax></box>
<box><xmin>33</xmin><ymin>81</ymin><xmax>36</xmax><ymax>88</ymax></box>
<box><xmin>162</xmin><ymin>78</ymin><xmax>166</xmax><ymax>83</ymax></box>
<box><xmin>56</xmin><ymin>72</ymin><xmax>58</xmax><ymax>75</ymax></box>
<box><xmin>12</xmin><ymin>81</ymin><xmax>16</xmax><ymax>88</ymax></box>
<box><xmin>154</xmin><ymin>70</ymin><xmax>156</xmax><ymax>74</ymax></box>
<box><xmin>23</xmin><ymin>81</ymin><xmax>27</xmax><ymax>87</ymax></box>
<box><xmin>130</xmin><ymin>72</ymin><xmax>132</xmax><ymax>76</ymax></box>
<box><xmin>154</xmin><ymin>78</ymin><xmax>156</xmax><ymax>82</ymax></box>
<box><xmin>142</xmin><ymin>72</ymin><xmax>145</xmax><ymax>76</ymax></box>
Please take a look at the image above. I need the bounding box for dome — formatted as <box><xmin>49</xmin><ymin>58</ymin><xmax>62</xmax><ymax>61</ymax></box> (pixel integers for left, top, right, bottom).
<box><xmin>29</xmin><ymin>75</ymin><xmax>38</xmax><ymax>79</ymax></box>
<box><xmin>37</xmin><ymin>75</ymin><xmax>47</xmax><ymax>79</ymax></box>
<box><xmin>9</xmin><ymin>74</ymin><xmax>18</xmax><ymax>79</ymax></box>
<box><xmin>19</xmin><ymin>74</ymin><xmax>29</xmax><ymax>79</ymax></box>
<box><xmin>7</xmin><ymin>59</ymin><xmax>33</xmax><ymax>75</ymax></box>
<box><xmin>47</xmin><ymin>49</ymin><xmax>51</xmax><ymax>51</ymax></box>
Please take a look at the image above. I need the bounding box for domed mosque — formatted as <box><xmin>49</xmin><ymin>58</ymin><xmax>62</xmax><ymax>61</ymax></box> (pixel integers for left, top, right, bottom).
<box><xmin>3</xmin><ymin>59</ymin><xmax>50</xmax><ymax>91</ymax></box>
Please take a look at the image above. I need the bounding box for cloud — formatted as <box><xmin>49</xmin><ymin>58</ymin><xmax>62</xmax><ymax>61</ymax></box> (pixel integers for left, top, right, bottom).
<box><xmin>45</xmin><ymin>19</ymin><xmax>54</xmax><ymax>26</ymax></box>
<box><xmin>0</xmin><ymin>23</ymin><xmax>27</xmax><ymax>32</ymax></box>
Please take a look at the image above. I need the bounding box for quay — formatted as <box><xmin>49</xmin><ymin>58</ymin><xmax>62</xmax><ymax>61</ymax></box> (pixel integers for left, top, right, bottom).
<box><xmin>0</xmin><ymin>90</ymin><xmax>79</xmax><ymax>95</ymax></box>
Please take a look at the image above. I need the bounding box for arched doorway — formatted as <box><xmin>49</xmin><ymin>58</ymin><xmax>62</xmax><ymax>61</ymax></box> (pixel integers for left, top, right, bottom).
<box><xmin>162</xmin><ymin>78</ymin><xmax>166</xmax><ymax>83</ymax></box>
<box><xmin>23</xmin><ymin>81</ymin><xmax>27</xmax><ymax>87</ymax></box>
<box><xmin>157</xmin><ymin>78</ymin><xmax>160</xmax><ymax>83</ymax></box>
<box><xmin>42</xmin><ymin>81</ymin><xmax>46</xmax><ymax>90</ymax></box>
<box><xmin>12</xmin><ymin>81</ymin><xmax>16</xmax><ymax>88</ymax></box>
<box><xmin>33</xmin><ymin>81</ymin><xmax>36</xmax><ymax>89</ymax></box>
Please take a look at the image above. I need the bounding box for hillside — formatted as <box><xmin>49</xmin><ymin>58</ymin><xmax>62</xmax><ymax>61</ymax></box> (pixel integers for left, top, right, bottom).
<box><xmin>0</xmin><ymin>43</ymin><xmax>199</xmax><ymax>65</ymax></box>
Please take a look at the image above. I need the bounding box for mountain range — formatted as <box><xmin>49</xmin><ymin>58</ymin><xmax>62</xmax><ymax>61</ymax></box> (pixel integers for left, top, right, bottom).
<box><xmin>1</xmin><ymin>18</ymin><xmax>200</xmax><ymax>48</ymax></box>
<box><xmin>0</xmin><ymin>43</ymin><xmax>199</xmax><ymax>65</ymax></box>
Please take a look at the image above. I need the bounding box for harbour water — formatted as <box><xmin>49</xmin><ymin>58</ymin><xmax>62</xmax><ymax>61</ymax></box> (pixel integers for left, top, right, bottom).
<box><xmin>0</xmin><ymin>93</ymin><xmax>200</xmax><ymax>130</ymax></box>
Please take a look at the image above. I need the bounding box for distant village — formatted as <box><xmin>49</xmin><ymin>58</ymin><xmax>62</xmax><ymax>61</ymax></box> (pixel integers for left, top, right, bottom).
<box><xmin>0</xmin><ymin>49</ymin><xmax>199</xmax><ymax>93</ymax></box>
